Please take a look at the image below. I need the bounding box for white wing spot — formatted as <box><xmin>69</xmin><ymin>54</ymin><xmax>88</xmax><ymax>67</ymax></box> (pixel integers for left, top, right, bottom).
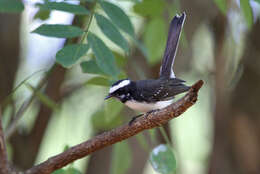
<box><xmin>109</xmin><ymin>80</ymin><xmax>130</xmax><ymax>93</ymax></box>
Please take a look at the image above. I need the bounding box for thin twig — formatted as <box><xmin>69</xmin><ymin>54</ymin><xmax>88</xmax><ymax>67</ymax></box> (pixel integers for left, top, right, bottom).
<box><xmin>5</xmin><ymin>68</ymin><xmax>53</xmax><ymax>140</ymax></box>
<box><xmin>24</xmin><ymin>80</ymin><xmax>203</xmax><ymax>174</ymax></box>
<box><xmin>5</xmin><ymin>99</ymin><xmax>32</xmax><ymax>139</ymax></box>
<box><xmin>0</xmin><ymin>107</ymin><xmax>11</xmax><ymax>174</ymax></box>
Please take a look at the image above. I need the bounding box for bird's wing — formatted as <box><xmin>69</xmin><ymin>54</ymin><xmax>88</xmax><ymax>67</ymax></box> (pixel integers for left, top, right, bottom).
<box><xmin>159</xmin><ymin>12</ymin><xmax>186</xmax><ymax>79</ymax></box>
<box><xmin>136</xmin><ymin>78</ymin><xmax>190</xmax><ymax>102</ymax></box>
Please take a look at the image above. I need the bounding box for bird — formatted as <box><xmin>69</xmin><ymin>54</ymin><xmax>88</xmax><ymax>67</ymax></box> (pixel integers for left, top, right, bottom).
<box><xmin>105</xmin><ymin>12</ymin><xmax>190</xmax><ymax>121</ymax></box>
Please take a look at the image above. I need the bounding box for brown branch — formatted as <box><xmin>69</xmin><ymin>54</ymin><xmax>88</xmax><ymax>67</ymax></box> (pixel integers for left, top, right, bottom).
<box><xmin>0</xmin><ymin>107</ymin><xmax>11</xmax><ymax>174</ymax></box>
<box><xmin>24</xmin><ymin>80</ymin><xmax>204</xmax><ymax>174</ymax></box>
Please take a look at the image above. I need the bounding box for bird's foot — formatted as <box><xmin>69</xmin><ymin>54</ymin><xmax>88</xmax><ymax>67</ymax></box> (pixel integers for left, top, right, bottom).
<box><xmin>128</xmin><ymin>114</ymin><xmax>143</xmax><ymax>126</ymax></box>
<box><xmin>128</xmin><ymin>109</ymin><xmax>160</xmax><ymax>125</ymax></box>
<box><xmin>145</xmin><ymin>109</ymin><xmax>160</xmax><ymax>117</ymax></box>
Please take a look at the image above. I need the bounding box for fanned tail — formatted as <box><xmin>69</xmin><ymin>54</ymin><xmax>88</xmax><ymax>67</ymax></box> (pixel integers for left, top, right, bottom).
<box><xmin>160</xmin><ymin>12</ymin><xmax>186</xmax><ymax>79</ymax></box>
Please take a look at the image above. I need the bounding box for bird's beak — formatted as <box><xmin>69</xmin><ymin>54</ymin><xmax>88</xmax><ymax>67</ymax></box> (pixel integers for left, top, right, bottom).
<box><xmin>104</xmin><ymin>94</ymin><xmax>112</xmax><ymax>100</ymax></box>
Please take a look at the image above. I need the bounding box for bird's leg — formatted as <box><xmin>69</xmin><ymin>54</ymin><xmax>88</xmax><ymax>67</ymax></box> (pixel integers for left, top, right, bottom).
<box><xmin>128</xmin><ymin>114</ymin><xmax>143</xmax><ymax>126</ymax></box>
<box><xmin>129</xmin><ymin>109</ymin><xmax>160</xmax><ymax>125</ymax></box>
<box><xmin>145</xmin><ymin>109</ymin><xmax>160</xmax><ymax>117</ymax></box>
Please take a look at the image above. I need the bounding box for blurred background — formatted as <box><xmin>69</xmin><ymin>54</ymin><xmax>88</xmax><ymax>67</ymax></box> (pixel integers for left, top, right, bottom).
<box><xmin>1</xmin><ymin>0</ymin><xmax>260</xmax><ymax>174</ymax></box>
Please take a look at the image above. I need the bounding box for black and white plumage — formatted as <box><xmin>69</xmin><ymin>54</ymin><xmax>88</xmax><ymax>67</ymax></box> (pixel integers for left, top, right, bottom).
<box><xmin>105</xmin><ymin>12</ymin><xmax>189</xmax><ymax>112</ymax></box>
<box><xmin>160</xmin><ymin>12</ymin><xmax>186</xmax><ymax>78</ymax></box>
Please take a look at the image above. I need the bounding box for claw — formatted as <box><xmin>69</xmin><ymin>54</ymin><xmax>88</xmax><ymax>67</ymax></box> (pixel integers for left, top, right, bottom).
<box><xmin>145</xmin><ymin>109</ymin><xmax>160</xmax><ymax>117</ymax></box>
<box><xmin>128</xmin><ymin>109</ymin><xmax>160</xmax><ymax>125</ymax></box>
<box><xmin>128</xmin><ymin>114</ymin><xmax>143</xmax><ymax>126</ymax></box>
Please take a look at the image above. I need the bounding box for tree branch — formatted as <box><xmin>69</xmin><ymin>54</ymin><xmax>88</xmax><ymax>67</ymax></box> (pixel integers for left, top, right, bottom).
<box><xmin>25</xmin><ymin>80</ymin><xmax>204</xmax><ymax>174</ymax></box>
<box><xmin>0</xmin><ymin>107</ymin><xmax>11</xmax><ymax>174</ymax></box>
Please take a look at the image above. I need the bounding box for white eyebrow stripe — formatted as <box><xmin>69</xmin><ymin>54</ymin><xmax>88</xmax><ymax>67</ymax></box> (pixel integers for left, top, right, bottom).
<box><xmin>109</xmin><ymin>80</ymin><xmax>130</xmax><ymax>93</ymax></box>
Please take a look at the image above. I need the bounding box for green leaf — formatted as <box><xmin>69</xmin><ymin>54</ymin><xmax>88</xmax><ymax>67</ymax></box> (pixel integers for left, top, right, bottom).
<box><xmin>133</xmin><ymin>0</ymin><xmax>165</xmax><ymax>17</ymax></box>
<box><xmin>52</xmin><ymin>169</ymin><xmax>66</xmax><ymax>174</ymax></box>
<box><xmin>34</xmin><ymin>9</ymin><xmax>51</xmax><ymax>21</ymax></box>
<box><xmin>0</xmin><ymin>0</ymin><xmax>24</xmax><ymax>13</ymax></box>
<box><xmin>95</xmin><ymin>14</ymin><xmax>129</xmax><ymax>52</ymax></box>
<box><xmin>51</xmin><ymin>167</ymin><xmax>81</xmax><ymax>174</ymax></box>
<box><xmin>144</xmin><ymin>17</ymin><xmax>167</xmax><ymax>64</ymax></box>
<box><xmin>26</xmin><ymin>83</ymin><xmax>59</xmax><ymax>111</ymax></box>
<box><xmin>214</xmin><ymin>0</ymin><xmax>227</xmax><ymax>14</ymax></box>
<box><xmin>240</xmin><ymin>0</ymin><xmax>253</xmax><ymax>28</ymax></box>
<box><xmin>37</xmin><ymin>2</ymin><xmax>90</xmax><ymax>15</ymax></box>
<box><xmin>56</xmin><ymin>44</ymin><xmax>89</xmax><ymax>67</ymax></box>
<box><xmin>32</xmin><ymin>24</ymin><xmax>84</xmax><ymax>38</ymax></box>
<box><xmin>111</xmin><ymin>141</ymin><xmax>132</xmax><ymax>174</ymax></box>
<box><xmin>87</xmin><ymin>32</ymin><xmax>120</xmax><ymax>78</ymax></box>
<box><xmin>85</xmin><ymin>76</ymin><xmax>110</xmax><ymax>86</ymax></box>
<box><xmin>255</xmin><ymin>0</ymin><xmax>260</xmax><ymax>4</ymax></box>
<box><xmin>149</xmin><ymin>144</ymin><xmax>177</xmax><ymax>174</ymax></box>
<box><xmin>100</xmin><ymin>1</ymin><xmax>135</xmax><ymax>36</ymax></box>
<box><xmin>80</xmin><ymin>60</ymin><xmax>106</xmax><ymax>75</ymax></box>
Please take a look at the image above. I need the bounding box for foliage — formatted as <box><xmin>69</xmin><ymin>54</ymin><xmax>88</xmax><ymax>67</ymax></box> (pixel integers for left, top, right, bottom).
<box><xmin>31</xmin><ymin>0</ymin><xmax>139</xmax><ymax>82</ymax></box>
<box><xmin>87</xmin><ymin>32</ymin><xmax>120</xmax><ymax>78</ymax></box>
<box><xmin>32</xmin><ymin>24</ymin><xmax>84</xmax><ymax>38</ymax></box>
<box><xmin>36</xmin><ymin>2</ymin><xmax>90</xmax><ymax>15</ymax></box>
<box><xmin>240</xmin><ymin>0</ymin><xmax>253</xmax><ymax>28</ymax></box>
<box><xmin>0</xmin><ymin>0</ymin><xmax>24</xmax><ymax>13</ymax></box>
<box><xmin>149</xmin><ymin>144</ymin><xmax>177</xmax><ymax>174</ymax></box>
<box><xmin>95</xmin><ymin>14</ymin><xmax>129</xmax><ymax>52</ymax></box>
<box><xmin>56</xmin><ymin>44</ymin><xmax>90</xmax><ymax>67</ymax></box>
<box><xmin>214</xmin><ymin>0</ymin><xmax>227</xmax><ymax>14</ymax></box>
<box><xmin>52</xmin><ymin>167</ymin><xmax>82</xmax><ymax>174</ymax></box>
<box><xmin>100</xmin><ymin>1</ymin><xmax>135</xmax><ymax>37</ymax></box>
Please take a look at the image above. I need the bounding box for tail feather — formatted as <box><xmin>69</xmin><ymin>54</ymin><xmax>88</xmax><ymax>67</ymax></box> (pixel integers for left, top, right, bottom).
<box><xmin>160</xmin><ymin>12</ymin><xmax>186</xmax><ymax>79</ymax></box>
<box><xmin>168</xmin><ymin>78</ymin><xmax>190</xmax><ymax>96</ymax></box>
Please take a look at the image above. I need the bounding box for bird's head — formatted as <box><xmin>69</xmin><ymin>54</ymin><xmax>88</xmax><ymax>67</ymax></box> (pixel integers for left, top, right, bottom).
<box><xmin>105</xmin><ymin>79</ymin><xmax>132</xmax><ymax>102</ymax></box>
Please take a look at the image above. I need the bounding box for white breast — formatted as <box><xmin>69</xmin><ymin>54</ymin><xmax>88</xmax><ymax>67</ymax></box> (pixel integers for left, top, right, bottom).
<box><xmin>125</xmin><ymin>100</ymin><xmax>173</xmax><ymax>112</ymax></box>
